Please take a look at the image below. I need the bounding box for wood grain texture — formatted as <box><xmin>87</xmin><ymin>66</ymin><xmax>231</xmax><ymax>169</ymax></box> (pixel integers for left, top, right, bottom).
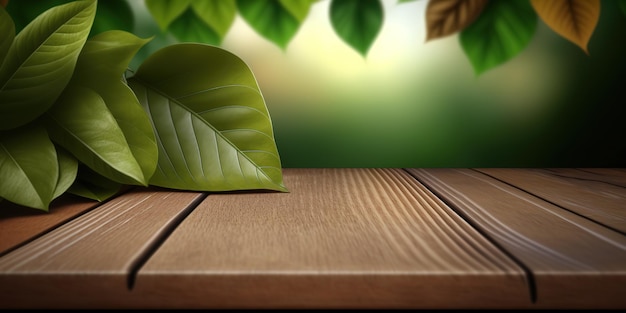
<box><xmin>0</xmin><ymin>188</ymin><xmax>205</xmax><ymax>309</ymax></box>
<box><xmin>407</xmin><ymin>168</ymin><xmax>626</xmax><ymax>309</ymax></box>
<box><xmin>132</xmin><ymin>168</ymin><xmax>529</xmax><ymax>309</ymax></box>
<box><xmin>0</xmin><ymin>195</ymin><xmax>100</xmax><ymax>255</ymax></box>
<box><xmin>476</xmin><ymin>168</ymin><xmax>626</xmax><ymax>233</ymax></box>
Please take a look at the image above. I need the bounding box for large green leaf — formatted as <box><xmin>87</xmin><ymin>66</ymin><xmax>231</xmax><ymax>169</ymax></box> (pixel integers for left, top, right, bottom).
<box><xmin>45</xmin><ymin>85</ymin><xmax>147</xmax><ymax>186</ymax></box>
<box><xmin>0</xmin><ymin>0</ymin><xmax>96</xmax><ymax>130</ymax></box>
<box><xmin>168</xmin><ymin>9</ymin><xmax>221</xmax><ymax>45</ymax></box>
<box><xmin>460</xmin><ymin>0</ymin><xmax>537</xmax><ymax>75</ymax></box>
<box><xmin>69</xmin><ymin>30</ymin><xmax>157</xmax><ymax>184</ymax></box>
<box><xmin>0</xmin><ymin>125</ymin><xmax>58</xmax><ymax>210</ymax></box>
<box><xmin>0</xmin><ymin>5</ymin><xmax>14</xmax><ymax>62</ymax></box>
<box><xmin>236</xmin><ymin>0</ymin><xmax>301</xmax><ymax>49</ymax></box>
<box><xmin>191</xmin><ymin>0</ymin><xmax>237</xmax><ymax>38</ymax></box>
<box><xmin>127</xmin><ymin>43</ymin><xmax>287</xmax><ymax>192</ymax></box>
<box><xmin>52</xmin><ymin>146</ymin><xmax>78</xmax><ymax>200</ymax></box>
<box><xmin>145</xmin><ymin>0</ymin><xmax>192</xmax><ymax>31</ymax></box>
<box><xmin>330</xmin><ymin>0</ymin><xmax>383</xmax><ymax>57</ymax></box>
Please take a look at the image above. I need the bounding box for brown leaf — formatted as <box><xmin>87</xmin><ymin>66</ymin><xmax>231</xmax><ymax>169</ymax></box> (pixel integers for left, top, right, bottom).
<box><xmin>1</xmin><ymin>0</ymin><xmax>7</xmax><ymax>8</ymax></box>
<box><xmin>530</xmin><ymin>0</ymin><xmax>600</xmax><ymax>54</ymax></box>
<box><xmin>425</xmin><ymin>0</ymin><xmax>489</xmax><ymax>42</ymax></box>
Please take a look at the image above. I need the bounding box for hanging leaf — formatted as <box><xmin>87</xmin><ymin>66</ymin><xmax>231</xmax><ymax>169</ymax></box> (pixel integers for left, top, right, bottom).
<box><xmin>145</xmin><ymin>0</ymin><xmax>192</xmax><ymax>31</ymax></box>
<box><xmin>127</xmin><ymin>43</ymin><xmax>287</xmax><ymax>192</ymax></box>
<box><xmin>169</xmin><ymin>9</ymin><xmax>221</xmax><ymax>45</ymax></box>
<box><xmin>460</xmin><ymin>0</ymin><xmax>537</xmax><ymax>75</ymax></box>
<box><xmin>330</xmin><ymin>0</ymin><xmax>383</xmax><ymax>57</ymax></box>
<box><xmin>191</xmin><ymin>0</ymin><xmax>237</xmax><ymax>39</ymax></box>
<box><xmin>68</xmin><ymin>30</ymin><xmax>157</xmax><ymax>183</ymax></box>
<box><xmin>52</xmin><ymin>146</ymin><xmax>78</xmax><ymax>200</ymax></box>
<box><xmin>0</xmin><ymin>0</ymin><xmax>96</xmax><ymax>130</ymax></box>
<box><xmin>530</xmin><ymin>0</ymin><xmax>600</xmax><ymax>54</ymax></box>
<box><xmin>425</xmin><ymin>0</ymin><xmax>488</xmax><ymax>42</ymax></box>
<box><xmin>236</xmin><ymin>0</ymin><xmax>301</xmax><ymax>49</ymax></box>
<box><xmin>44</xmin><ymin>86</ymin><xmax>147</xmax><ymax>186</ymax></box>
<box><xmin>0</xmin><ymin>5</ymin><xmax>14</xmax><ymax>62</ymax></box>
<box><xmin>0</xmin><ymin>125</ymin><xmax>58</xmax><ymax>211</ymax></box>
<box><xmin>279</xmin><ymin>0</ymin><xmax>316</xmax><ymax>22</ymax></box>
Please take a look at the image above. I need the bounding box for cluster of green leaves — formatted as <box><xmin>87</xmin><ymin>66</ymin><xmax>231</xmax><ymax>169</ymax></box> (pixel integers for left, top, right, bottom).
<box><xmin>0</xmin><ymin>0</ymin><xmax>286</xmax><ymax>211</ymax></box>
<box><xmin>145</xmin><ymin>0</ymin><xmax>626</xmax><ymax>74</ymax></box>
<box><xmin>7</xmin><ymin>0</ymin><xmax>626</xmax><ymax>76</ymax></box>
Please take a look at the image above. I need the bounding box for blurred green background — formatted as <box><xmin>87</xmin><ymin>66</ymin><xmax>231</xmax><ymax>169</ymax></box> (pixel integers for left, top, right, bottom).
<box><xmin>213</xmin><ymin>0</ymin><xmax>626</xmax><ymax>168</ymax></box>
<box><xmin>14</xmin><ymin>0</ymin><xmax>626</xmax><ymax>168</ymax></box>
<box><xmin>218</xmin><ymin>0</ymin><xmax>625</xmax><ymax>167</ymax></box>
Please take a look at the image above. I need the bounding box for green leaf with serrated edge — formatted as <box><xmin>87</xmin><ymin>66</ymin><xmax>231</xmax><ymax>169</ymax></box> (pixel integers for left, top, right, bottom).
<box><xmin>169</xmin><ymin>9</ymin><xmax>221</xmax><ymax>45</ymax></box>
<box><xmin>0</xmin><ymin>125</ymin><xmax>57</xmax><ymax>210</ymax></box>
<box><xmin>68</xmin><ymin>166</ymin><xmax>122</xmax><ymax>201</ymax></box>
<box><xmin>89</xmin><ymin>0</ymin><xmax>133</xmax><ymax>37</ymax></box>
<box><xmin>279</xmin><ymin>0</ymin><xmax>315</xmax><ymax>22</ymax></box>
<box><xmin>45</xmin><ymin>85</ymin><xmax>146</xmax><ymax>186</ymax></box>
<box><xmin>127</xmin><ymin>43</ymin><xmax>287</xmax><ymax>192</ymax></box>
<box><xmin>0</xmin><ymin>5</ymin><xmax>14</xmax><ymax>63</ymax></box>
<box><xmin>236</xmin><ymin>0</ymin><xmax>301</xmax><ymax>49</ymax></box>
<box><xmin>0</xmin><ymin>0</ymin><xmax>95</xmax><ymax>131</ymax></box>
<box><xmin>330</xmin><ymin>0</ymin><xmax>383</xmax><ymax>57</ymax></box>
<box><xmin>191</xmin><ymin>0</ymin><xmax>236</xmax><ymax>38</ymax></box>
<box><xmin>52</xmin><ymin>146</ymin><xmax>78</xmax><ymax>200</ymax></box>
<box><xmin>460</xmin><ymin>0</ymin><xmax>537</xmax><ymax>75</ymax></box>
<box><xmin>69</xmin><ymin>30</ymin><xmax>157</xmax><ymax>184</ymax></box>
<box><xmin>145</xmin><ymin>0</ymin><xmax>192</xmax><ymax>31</ymax></box>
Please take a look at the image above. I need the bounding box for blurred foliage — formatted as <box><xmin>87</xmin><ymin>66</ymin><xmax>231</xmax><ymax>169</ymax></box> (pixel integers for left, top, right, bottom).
<box><xmin>4</xmin><ymin>0</ymin><xmax>617</xmax><ymax>74</ymax></box>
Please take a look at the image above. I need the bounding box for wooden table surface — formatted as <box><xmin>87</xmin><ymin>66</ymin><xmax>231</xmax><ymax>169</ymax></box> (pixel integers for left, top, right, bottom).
<box><xmin>0</xmin><ymin>168</ymin><xmax>624</xmax><ymax>309</ymax></box>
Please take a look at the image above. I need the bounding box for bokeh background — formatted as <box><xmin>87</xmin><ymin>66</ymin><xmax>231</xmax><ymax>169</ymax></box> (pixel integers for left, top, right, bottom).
<box><xmin>27</xmin><ymin>0</ymin><xmax>626</xmax><ymax>167</ymax></box>
<box><xmin>208</xmin><ymin>0</ymin><xmax>625</xmax><ymax>168</ymax></box>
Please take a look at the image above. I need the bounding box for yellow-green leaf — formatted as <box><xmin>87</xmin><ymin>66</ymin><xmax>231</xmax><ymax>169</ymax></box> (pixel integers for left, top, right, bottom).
<box><xmin>0</xmin><ymin>125</ymin><xmax>58</xmax><ymax>211</ymax></box>
<box><xmin>0</xmin><ymin>0</ymin><xmax>96</xmax><ymax>130</ymax></box>
<box><xmin>425</xmin><ymin>0</ymin><xmax>488</xmax><ymax>42</ymax></box>
<box><xmin>69</xmin><ymin>30</ymin><xmax>157</xmax><ymax>185</ymax></box>
<box><xmin>45</xmin><ymin>86</ymin><xmax>147</xmax><ymax>186</ymax></box>
<box><xmin>279</xmin><ymin>0</ymin><xmax>316</xmax><ymax>22</ymax></box>
<box><xmin>127</xmin><ymin>43</ymin><xmax>287</xmax><ymax>192</ymax></box>
<box><xmin>191</xmin><ymin>0</ymin><xmax>236</xmax><ymax>38</ymax></box>
<box><xmin>530</xmin><ymin>0</ymin><xmax>600</xmax><ymax>54</ymax></box>
<box><xmin>145</xmin><ymin>0</ymin><xmax>192</xmax><ymax>31</ymax></box>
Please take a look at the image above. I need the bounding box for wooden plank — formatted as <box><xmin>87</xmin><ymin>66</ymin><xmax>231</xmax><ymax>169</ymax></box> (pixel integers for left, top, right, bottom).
<box><xmin>476</xmin><ymin>168</ymin><xmax>626</xmax><ymax>233</ymax></box>
<box><xmin>0</xmin><ymin>188</ymin><xmax>206</xmax><ymax>309</ymax></box>
<box><xmin>132</xmin><ymin>168</ymin><xmax>529</xmax><ymax>309</ymax></box>
<box><xmin>407</xmin><ymin>168</ymin><xmax>626</xmax><ymax>309</ymax></box>
<box><xmin>0</xmin><ymin>195</ymin><xmax>100</xmax><ymax>255</ymax></box>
